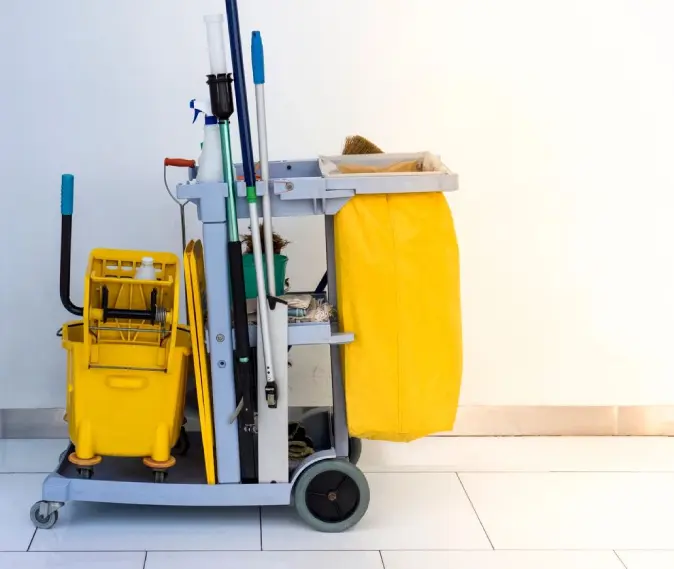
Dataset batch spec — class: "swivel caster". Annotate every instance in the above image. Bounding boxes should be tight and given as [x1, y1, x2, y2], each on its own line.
[30, 501, 61, 530]
[348, 437, 362, 465]
[153, 470, 168, 483]
[172, 427, 190, 457]
[77, 467, 93, 479]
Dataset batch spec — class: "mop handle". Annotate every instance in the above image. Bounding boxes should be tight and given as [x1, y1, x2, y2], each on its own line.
[252, 30, 276, 292]
[224, 0, 257, 202]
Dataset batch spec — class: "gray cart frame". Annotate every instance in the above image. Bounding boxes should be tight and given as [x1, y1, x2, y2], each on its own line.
[34, 155, 457, 524]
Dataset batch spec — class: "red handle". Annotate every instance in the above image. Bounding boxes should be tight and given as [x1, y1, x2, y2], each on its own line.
[164, 158, 196, 168]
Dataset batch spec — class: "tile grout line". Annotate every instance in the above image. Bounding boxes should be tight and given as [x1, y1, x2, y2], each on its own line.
[259, 507, 263, 551]
[456, 473, 495, 550]
[142, 551, 148, 569]
[614, 550, 629, 569]
[25, 529, 37, 552]
[378, 550, 386, 569]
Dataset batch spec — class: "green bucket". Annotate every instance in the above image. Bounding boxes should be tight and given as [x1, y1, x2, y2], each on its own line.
[243, 254, 288, 299]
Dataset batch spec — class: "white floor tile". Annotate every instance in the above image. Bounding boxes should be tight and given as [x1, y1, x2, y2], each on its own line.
[0, 552, 144, 569]
[616, 551, 674, 569]
[359, 437, 674, 473]
[382, 550, 625, 569]
[0, 440, 67, 473]
[0, 474, 45, 552]
[261, 472, 491, 550]
[460, 472, 674, 549]
[146, 550, 383, 569]
[30, 502, 261, 552]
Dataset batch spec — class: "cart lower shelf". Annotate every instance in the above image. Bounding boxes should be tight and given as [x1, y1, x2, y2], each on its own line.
[34, 409, 369, 532]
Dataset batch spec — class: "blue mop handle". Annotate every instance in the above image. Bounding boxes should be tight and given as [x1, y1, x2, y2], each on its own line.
[61, 174, 74, 216]
[251, 31, 265, 85]
[224, 0, 257, 188]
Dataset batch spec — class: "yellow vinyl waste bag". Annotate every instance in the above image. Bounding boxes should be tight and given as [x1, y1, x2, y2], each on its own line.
[335, 192, 462, 442]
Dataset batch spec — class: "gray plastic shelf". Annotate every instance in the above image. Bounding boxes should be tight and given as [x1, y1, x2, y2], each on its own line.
[248, 321, 353, 347]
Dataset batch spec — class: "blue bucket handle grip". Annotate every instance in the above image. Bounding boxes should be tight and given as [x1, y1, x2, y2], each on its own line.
[61, 174, 74, 216]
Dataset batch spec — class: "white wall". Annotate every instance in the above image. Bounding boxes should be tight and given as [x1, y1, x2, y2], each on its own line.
[1, 0, 674, 409]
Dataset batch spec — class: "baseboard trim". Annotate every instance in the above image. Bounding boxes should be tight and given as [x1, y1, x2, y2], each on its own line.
[2, 406, 674, 439]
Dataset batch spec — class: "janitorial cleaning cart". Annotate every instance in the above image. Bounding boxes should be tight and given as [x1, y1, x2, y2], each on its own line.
[31, 0, 462, 533]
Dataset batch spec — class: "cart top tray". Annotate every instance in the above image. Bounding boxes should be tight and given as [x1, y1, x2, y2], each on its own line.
[177, 153, 458, 219]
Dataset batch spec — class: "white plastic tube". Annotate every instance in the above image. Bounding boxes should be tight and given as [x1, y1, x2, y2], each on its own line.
[204, 14, 228, 75]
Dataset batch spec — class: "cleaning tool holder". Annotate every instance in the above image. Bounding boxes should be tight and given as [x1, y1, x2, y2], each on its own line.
[207, 74, 234, 121]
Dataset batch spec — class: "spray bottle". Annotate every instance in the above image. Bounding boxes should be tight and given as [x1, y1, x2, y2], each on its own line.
[190, 99, 223, 183]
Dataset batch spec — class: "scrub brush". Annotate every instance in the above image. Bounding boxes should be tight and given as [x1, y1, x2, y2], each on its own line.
[339, 135, 423, 173]
[342, 135, 383, 155]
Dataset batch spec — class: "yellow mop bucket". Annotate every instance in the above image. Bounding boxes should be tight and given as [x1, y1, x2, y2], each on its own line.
[64, 249, 191, 472]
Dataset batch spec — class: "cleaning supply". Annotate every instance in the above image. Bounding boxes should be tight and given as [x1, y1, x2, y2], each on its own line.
[333, 137, 463, 442]
[190, 100, 223, 183]
[135, 256, 156, 280]
[204, 12, 258, 482]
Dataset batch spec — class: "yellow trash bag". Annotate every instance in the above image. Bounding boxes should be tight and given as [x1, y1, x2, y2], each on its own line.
[335, 192, 462, 442]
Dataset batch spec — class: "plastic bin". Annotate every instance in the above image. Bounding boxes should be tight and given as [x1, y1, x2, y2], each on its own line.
[243, 253, 287, 298]
[65, 249, 191, 466]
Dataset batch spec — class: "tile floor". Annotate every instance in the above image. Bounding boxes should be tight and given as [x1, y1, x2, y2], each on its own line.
[1, 437, 674, 568]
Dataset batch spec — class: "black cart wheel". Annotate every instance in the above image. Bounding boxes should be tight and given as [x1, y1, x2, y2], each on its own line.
[77, 467, 93, 479]
[172, 427, 190, 456]
[153, 470, 168, 483]
[30, 502, 59, 530]
[348, 437, 362, 465]
[293, 459, 369, 532]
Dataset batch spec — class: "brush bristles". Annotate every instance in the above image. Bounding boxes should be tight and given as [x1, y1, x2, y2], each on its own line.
[342, 135, 384, 155]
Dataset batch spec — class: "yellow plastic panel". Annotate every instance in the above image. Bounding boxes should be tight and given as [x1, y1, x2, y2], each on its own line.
[184, 240, 217, 484]
[334, 192, 462, 442]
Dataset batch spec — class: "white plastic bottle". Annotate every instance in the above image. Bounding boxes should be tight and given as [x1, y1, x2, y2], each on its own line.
[190, 99, 223, 183]
[135, 257, 156, 280]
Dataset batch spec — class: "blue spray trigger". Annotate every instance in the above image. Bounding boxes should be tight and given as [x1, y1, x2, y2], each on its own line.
[189, 99, 204, 124]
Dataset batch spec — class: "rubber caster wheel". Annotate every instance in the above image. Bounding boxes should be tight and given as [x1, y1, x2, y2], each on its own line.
[348, 437, 362, 465]
[294, 459, 370, 532]
[153, 470, 168, 483]
[30, 502, 59, 530]
[172, 427, 190, 456]
[77, 467, 93, 479]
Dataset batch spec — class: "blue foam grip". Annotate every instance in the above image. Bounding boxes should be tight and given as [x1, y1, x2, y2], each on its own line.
[61, 174, 74, 215]
[251, 31, 265, 85]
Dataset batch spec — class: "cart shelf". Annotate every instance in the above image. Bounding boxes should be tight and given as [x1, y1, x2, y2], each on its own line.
[248, 321, 353, 347]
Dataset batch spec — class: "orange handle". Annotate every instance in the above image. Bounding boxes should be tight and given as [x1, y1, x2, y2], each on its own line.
[164, 158, 196, 168]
